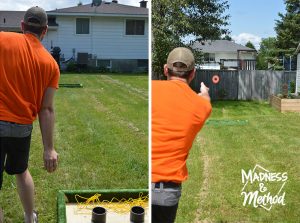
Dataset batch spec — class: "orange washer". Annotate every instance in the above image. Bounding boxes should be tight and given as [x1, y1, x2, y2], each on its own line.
[212, 75, 220, 84]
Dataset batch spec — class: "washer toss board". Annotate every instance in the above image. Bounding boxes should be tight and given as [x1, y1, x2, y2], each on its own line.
[57, 189, 148, 223]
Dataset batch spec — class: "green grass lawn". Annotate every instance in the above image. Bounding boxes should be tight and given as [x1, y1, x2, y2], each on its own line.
[176, 101, 300, 223]
[0, 73, 148, 223]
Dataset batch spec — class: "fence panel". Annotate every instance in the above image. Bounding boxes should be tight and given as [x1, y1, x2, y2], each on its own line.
[191, 70, 238, 100]
[192, 70, 296, 100]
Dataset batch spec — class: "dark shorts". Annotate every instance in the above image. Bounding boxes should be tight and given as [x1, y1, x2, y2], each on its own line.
[152, 204, 179, 223]
[0, 135, 31, 189]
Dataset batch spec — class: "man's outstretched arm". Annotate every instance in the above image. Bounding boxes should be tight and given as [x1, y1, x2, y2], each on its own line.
[198, 82, 211, 102]
[38, 87, 58, 173]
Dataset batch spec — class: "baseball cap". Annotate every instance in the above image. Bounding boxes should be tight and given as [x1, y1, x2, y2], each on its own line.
[167, 47, 195, 72]
[24, 6, 47, 27]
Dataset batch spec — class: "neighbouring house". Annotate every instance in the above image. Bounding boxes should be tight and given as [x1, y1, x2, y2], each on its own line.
[0, 0, 149, 73]
[295, 43, 300, 93]
[192, 40, 257, 70]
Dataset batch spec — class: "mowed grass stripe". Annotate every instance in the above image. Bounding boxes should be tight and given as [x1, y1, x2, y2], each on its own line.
[99, 75, 148, 100]
[175, 101, 300, 223]
[104, 74, 148, 90]
[0, 74, 148, 223]
[78, 75, 147, 133]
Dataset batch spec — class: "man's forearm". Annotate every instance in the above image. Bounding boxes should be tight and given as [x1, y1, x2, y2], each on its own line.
[198, 82, 211, 102]
[39, 107, 55, 151]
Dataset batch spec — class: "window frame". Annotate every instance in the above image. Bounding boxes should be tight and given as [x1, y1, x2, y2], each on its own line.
[75, 17, 91, 35]
[204, 53, 215, 62]
[124, 19, 145, 36]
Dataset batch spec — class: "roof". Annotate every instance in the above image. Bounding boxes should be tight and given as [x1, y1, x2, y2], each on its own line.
[0, 2, 148, 30]
[193, 40, 257, 53]
[0, 11, 24, 31]
[47, 2, 148, 16]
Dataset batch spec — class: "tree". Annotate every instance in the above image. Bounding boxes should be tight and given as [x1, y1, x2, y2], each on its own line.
[152, 0, 230, 79]
[275, 0, 300, 55]
[256, 37, 283, 70]
[222, 35, 232, 41]
[78, 1, 83, 6]
[245, 41, 256, 50]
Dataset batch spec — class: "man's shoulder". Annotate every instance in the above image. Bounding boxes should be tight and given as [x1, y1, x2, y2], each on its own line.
[0, 31, 22, 39]
[37, 47, 58, 66]
[152, 80, 179, 87]
[152, 80, 168, 88]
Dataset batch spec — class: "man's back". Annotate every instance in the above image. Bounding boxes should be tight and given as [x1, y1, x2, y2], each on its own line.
[152, 80, 212, 183]
[0, 32, 59, 124]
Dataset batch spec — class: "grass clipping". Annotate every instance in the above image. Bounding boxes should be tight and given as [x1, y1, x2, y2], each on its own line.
[75, 193, 148, 214]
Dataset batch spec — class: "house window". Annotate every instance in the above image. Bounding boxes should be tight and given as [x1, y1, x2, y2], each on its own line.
[204, 53, 215, 62]
[76, 18, 90, 34]
[125, 20, 145, 35]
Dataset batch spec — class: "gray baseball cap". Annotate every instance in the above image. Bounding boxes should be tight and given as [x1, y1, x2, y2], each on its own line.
[167, 47, 195, 72]
[24, 6, 47, 27]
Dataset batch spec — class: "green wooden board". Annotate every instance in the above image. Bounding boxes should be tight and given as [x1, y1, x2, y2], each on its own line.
[206, 119, 249, 126]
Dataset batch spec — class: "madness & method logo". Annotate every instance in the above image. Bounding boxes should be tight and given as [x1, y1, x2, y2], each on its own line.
[241, 164, 287, 211]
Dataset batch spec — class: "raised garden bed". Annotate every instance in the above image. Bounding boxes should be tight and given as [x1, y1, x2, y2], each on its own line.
[270, 95, 300, 112]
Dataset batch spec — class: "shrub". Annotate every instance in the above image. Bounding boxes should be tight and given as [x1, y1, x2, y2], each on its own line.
[66, 61, 77, 72]
[290, 81, 295, 93]
[218, 89, 227, 100]
[98, 66, 110, 73]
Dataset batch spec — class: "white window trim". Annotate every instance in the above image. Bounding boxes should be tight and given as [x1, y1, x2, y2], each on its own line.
[75, 17, 91, 35]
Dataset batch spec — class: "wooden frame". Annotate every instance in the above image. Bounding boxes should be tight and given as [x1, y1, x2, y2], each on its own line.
[270, 95, 300, 112]
[57, 189, 148, 223]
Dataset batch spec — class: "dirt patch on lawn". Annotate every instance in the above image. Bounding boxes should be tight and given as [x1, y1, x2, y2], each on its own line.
[194, 136, 213, 223]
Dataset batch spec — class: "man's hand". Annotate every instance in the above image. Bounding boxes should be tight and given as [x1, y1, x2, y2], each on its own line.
[43, 148, 58, 173]
[39, 87, 58, 173]
[198, 82, 211, 101]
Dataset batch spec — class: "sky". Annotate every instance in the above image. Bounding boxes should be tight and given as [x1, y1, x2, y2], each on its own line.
[228, 0, 286, 49]
[0, 0, 287, 50]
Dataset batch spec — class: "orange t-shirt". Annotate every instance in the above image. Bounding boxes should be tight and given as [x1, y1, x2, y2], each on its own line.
[152, 80, 212, 183]
[0, 32, 60, 124]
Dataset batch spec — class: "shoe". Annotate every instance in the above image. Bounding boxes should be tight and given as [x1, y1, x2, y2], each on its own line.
[24, 211, 38, 223]
[33, 210, 38, 223]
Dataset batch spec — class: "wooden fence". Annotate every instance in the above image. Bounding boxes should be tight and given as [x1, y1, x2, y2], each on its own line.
[190, 70, 296, 100]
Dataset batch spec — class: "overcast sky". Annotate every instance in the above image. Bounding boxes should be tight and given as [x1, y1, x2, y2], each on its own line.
[0, 0, 140, 11]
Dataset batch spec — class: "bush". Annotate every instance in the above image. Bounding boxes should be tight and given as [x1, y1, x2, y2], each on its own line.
[290, 81, 295, 93]
[98, 66, 110, 73]
[218, 89, 227, 100]
[66, 61, 77, 72]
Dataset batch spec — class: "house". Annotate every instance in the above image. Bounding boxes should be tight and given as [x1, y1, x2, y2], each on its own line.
[295, 43, 300, 93]
[0, 0, 149, 73]
[192, 40, 257, 70]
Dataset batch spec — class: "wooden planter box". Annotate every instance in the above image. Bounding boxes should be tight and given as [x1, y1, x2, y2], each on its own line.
[270, 95, 300, 112]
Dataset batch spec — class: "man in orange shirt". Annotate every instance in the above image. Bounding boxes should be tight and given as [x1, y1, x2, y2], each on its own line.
[0, 6, 59, 223]
[152, 47, 212, 223]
